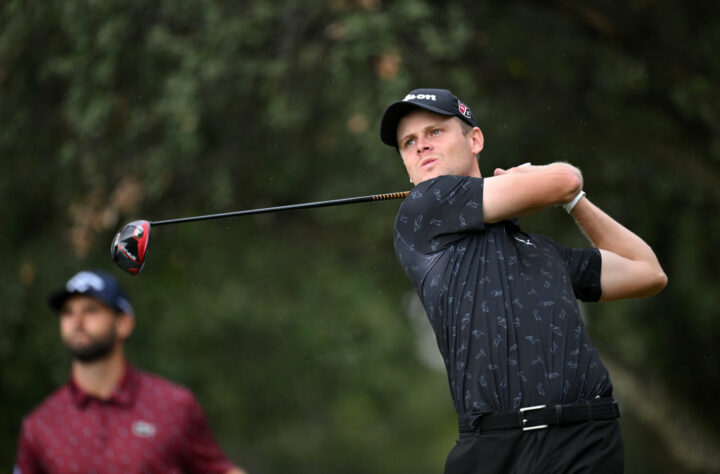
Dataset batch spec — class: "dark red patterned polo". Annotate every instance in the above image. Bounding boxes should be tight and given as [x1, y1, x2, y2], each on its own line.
[15, 363, 236, 474]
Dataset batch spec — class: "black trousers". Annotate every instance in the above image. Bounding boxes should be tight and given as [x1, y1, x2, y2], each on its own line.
[444, 420, 624, 474]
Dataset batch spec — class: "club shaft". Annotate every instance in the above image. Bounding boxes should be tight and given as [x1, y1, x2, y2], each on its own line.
[149, 191, 409, 227]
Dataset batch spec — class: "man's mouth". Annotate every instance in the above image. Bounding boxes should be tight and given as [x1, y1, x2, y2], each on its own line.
[420, 158, 438, 168]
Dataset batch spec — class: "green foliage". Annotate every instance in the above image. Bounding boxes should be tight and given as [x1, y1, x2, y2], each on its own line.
[1, 0, 719, 472]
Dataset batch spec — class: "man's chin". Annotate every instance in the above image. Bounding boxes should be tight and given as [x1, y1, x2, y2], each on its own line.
[66, 341, 115, 363]
[414, 172, 442, 184]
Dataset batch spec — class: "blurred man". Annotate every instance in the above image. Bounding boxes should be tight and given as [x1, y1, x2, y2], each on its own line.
[380, 89, 667, 473]
[15, 270, 247, 474]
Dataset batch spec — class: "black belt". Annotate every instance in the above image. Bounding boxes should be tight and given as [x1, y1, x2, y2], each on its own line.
[458, 398, 620, 433]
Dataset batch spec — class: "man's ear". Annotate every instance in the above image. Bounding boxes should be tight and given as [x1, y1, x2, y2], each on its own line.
[470, 127, 484, 154]
[116, 313, 135, 340]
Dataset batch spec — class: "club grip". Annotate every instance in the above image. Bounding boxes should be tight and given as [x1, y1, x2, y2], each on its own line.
[372, 191, 409, 201]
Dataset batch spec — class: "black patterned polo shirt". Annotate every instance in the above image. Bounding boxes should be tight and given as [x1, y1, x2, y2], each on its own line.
[394, 175, 612, 421]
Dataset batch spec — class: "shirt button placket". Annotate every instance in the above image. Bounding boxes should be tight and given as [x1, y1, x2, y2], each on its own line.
[97, 402, 108, 446]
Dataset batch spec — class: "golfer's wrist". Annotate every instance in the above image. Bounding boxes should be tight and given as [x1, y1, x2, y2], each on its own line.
[563, 190, 585, 213]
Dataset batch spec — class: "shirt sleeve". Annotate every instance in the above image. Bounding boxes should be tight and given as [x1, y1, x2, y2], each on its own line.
[15, 419, 43, 474]
[546, 239, 602, 302]
[180, 394, 236, 474]
[395, 175, 485, 254]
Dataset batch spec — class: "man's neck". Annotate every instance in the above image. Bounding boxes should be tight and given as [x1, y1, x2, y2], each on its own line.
[71, 349, 126, 399]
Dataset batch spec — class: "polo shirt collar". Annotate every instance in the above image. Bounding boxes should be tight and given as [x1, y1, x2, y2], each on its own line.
[69, 361, 139, 408]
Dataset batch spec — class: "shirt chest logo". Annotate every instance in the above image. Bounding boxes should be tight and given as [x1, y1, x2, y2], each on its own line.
[514, 235, 536, 247]
[132, 420, 157, 438]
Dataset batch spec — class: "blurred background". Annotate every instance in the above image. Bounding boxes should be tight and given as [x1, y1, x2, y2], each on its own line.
[1, 0, 719, 472]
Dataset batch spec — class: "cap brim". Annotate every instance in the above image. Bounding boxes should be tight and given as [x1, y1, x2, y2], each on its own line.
[380, 101, 457, 147]
[46, 289, 113, 313]
[47, 289, 76, 312]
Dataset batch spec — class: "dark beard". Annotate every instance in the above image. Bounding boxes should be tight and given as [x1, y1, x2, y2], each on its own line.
[65, 332, 116, 363]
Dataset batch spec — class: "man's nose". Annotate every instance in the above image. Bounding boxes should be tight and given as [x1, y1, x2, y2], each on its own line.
[415, 138, 431, 153]
[65, 311, 84, 327]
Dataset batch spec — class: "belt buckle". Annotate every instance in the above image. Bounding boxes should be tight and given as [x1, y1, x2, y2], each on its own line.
[519, 405, 549, 431]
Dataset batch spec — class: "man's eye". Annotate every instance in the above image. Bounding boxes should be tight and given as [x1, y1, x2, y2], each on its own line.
[405, 138, 415, 147]
[431, 129, 441, 135]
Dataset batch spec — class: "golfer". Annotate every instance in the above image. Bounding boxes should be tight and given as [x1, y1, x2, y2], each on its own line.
[14, 270, 247, 474]
[380, 88, 667, 473]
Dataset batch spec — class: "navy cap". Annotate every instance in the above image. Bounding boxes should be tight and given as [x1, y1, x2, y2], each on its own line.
[380, 88, 478, 147]
[48, 270, 134, 316]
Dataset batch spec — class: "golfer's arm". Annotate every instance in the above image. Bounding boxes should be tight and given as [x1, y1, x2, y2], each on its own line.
[482, 162, 582, 223]
[570, 197, 667, 301]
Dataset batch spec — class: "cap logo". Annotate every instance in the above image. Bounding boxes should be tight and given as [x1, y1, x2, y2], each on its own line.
[66, 272, 105, 293]
[458, 101, 472, 118]
[403, 93, 437, 102]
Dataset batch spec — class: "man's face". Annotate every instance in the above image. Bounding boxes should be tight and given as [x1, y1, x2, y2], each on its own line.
[396, 110, 484, 185]
[59, 295, 126, 362]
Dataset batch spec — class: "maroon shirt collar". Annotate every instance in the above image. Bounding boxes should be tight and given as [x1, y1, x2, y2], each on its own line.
[69, 362, 139, 408]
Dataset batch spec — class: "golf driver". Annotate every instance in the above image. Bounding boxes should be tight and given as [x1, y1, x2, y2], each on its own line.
[111, 191, 409, 275]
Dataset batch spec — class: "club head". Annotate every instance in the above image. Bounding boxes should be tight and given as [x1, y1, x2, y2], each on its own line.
[111, 220, 151, 275]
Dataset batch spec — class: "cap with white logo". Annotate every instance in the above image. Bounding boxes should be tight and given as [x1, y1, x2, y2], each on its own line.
[380, 88, 478, 147]
[48, 270, 134, 316]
